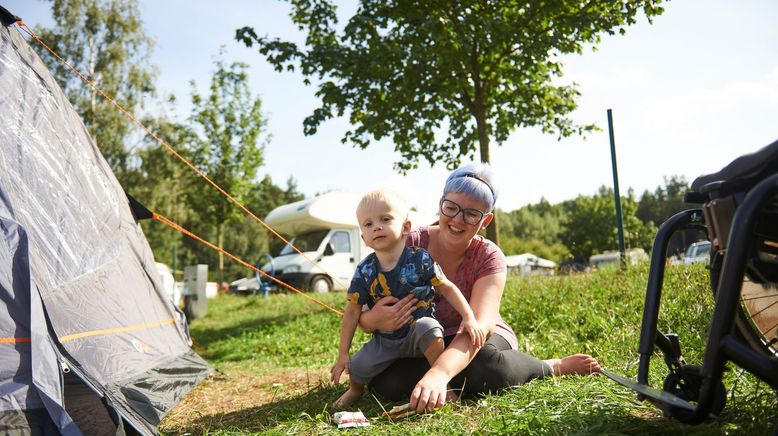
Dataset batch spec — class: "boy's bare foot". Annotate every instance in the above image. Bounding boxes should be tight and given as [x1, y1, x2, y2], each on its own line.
[334, 388, 363, 409]
[543, 354, 602, 376]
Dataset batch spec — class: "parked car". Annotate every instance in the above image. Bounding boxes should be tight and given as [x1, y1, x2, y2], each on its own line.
[228, 276, 261, 295]
[683, 240, 711, 265]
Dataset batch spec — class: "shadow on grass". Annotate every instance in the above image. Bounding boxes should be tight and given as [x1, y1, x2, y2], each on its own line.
[492, 405, 733, 435]
[171, 391, 738, 434]
[172, 382, 384, 433]
[165, 375, 777, 434]
[486, 377, 777, 435]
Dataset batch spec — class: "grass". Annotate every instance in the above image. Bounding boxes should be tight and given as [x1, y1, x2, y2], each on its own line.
[159, 263, 777, 434]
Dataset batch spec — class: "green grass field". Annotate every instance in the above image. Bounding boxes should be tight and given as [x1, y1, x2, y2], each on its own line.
[159, 263, 777, 434]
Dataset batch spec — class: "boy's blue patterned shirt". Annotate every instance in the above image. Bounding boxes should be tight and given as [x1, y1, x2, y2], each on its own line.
[347, 246, 446, 339]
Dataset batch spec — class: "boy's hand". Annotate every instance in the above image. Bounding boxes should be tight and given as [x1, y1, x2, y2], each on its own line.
[457, 318, 485, 348]
[330, 354, 350, 384]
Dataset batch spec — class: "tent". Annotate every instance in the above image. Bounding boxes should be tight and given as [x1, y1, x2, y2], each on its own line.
[0, 7, 211, 435]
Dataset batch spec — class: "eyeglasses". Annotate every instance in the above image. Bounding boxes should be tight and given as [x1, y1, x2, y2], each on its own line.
[440, 198, 488, 225]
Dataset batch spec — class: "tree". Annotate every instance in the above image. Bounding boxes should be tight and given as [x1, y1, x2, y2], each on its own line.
[506, 204, 565, 245]
[636, 175, 690, 225]
[187, 57, 267, 289]
[223, 175, 305, 280]
[237, 0, 666, 244]
[125, 109, 201, 277]
[637, 175, 703, 257]
[34, 0, 155, 181]
[561, 187, 655, 260]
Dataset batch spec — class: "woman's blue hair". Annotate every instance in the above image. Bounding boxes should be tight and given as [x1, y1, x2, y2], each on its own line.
[442, 162, 498, 212]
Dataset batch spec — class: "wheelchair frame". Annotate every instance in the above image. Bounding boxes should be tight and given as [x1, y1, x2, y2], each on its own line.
[632, 173, 778, 425]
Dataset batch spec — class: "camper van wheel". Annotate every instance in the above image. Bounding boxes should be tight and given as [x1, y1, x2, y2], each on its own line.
[310, 275, 332, 293]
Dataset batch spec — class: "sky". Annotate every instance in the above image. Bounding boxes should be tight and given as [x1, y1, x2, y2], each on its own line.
[6, 0, 778, 216]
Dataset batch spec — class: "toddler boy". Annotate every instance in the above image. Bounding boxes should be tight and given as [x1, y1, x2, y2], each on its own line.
[330, 188, 484, 407]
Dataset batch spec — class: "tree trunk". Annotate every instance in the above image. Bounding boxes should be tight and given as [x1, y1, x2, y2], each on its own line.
[474, 104, 500, 246]
[470, 43, 499, 246]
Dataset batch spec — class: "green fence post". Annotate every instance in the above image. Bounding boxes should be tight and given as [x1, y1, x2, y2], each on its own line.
[607, 109, 626, 265]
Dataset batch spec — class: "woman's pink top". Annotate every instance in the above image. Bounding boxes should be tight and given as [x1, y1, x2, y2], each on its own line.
[406, 227, 518, 350]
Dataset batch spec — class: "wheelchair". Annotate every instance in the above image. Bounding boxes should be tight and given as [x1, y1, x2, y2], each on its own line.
[604, 138, 778, 428]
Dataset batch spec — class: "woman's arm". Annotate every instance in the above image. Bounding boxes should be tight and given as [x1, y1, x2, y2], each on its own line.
[357, 294, 418, 333]
[409, 272, 506, 413]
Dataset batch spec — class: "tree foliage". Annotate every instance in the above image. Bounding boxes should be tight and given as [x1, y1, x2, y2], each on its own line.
[501, 200, 565, 245]
[558, 187, 655, 260]
[186, 57, 268, 287]
[34, 1, 307, 284]
[125, 109, 208, 272]
[34, 0, 155, 181]
[636, 175, 705, 257]
[500, 187, 658, 262]
[238, 0, 664, 170]
[636, 175, 690, 225]
[237, 0, 666, 245]
[222, 176, 306, 279]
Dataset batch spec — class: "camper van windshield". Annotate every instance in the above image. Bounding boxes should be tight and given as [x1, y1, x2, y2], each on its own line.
[280, 230, 329, 255]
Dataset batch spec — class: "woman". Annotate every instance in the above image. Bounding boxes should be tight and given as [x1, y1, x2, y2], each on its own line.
[359, 162, 601, 413]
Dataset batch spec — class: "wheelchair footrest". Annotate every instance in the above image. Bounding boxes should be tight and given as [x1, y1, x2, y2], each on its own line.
[601, 369, 695, 411]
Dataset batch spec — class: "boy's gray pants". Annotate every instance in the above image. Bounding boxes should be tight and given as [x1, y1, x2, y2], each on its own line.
[349, 317, 443, 385]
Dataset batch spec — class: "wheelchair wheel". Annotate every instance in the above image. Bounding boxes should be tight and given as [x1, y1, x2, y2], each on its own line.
[710, 253, 778, 359]
[662, 364, 726, 423]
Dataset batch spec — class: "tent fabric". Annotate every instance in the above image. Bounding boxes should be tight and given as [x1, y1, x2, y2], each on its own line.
[0, 189, 76, 434]
[0, 16, 211, 435]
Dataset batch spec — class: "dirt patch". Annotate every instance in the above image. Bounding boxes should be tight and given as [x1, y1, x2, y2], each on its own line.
[160, 367, 330, 429]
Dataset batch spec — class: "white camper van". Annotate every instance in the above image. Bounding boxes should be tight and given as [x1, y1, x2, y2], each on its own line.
[246, 191, 434, 293]
[257, 192, 369, 293]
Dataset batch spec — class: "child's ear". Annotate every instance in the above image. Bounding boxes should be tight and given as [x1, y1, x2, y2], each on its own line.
[402, 219, 412, 235]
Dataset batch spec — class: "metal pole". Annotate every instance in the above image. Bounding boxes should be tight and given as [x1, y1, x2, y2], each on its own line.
[607, 109, 626, 258]
[172, 244, 177, 279]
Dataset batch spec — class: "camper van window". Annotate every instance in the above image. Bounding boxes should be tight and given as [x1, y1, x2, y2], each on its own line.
[331, 231, 351, 253]
[279, 230, 329, 255]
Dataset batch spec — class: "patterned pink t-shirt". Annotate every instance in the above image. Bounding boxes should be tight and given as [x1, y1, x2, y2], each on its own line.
[406, 227, 518, 350]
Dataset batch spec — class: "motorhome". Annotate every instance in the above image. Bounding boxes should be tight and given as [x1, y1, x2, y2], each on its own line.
[259, 191, 366, 292]
[237, 191, 434, 293]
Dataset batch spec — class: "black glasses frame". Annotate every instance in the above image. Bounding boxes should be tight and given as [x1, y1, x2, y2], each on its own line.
[439, 198, 489, 225]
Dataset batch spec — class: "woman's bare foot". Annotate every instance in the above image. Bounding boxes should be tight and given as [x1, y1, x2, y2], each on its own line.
[334, 387, 363, 409]
[445, 387, 459, 404]
[543, 354, 602, 376]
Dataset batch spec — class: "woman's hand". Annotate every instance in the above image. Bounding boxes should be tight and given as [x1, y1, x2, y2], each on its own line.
[359, 294, 418, 332]
[408, 327, 481, 413]
[409, 367, 450, 413]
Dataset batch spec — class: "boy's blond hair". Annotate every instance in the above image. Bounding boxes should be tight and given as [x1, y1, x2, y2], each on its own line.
[356, 188, 409, 218]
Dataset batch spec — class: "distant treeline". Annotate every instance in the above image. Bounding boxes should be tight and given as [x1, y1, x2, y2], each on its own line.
[496, 176, 705, 263]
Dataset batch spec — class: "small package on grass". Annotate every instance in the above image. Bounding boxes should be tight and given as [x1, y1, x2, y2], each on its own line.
[333, 411, 370, 428]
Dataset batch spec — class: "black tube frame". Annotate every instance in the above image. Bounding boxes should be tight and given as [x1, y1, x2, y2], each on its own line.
[637, 209, 705, 388]
[635, 173, 778, 424]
